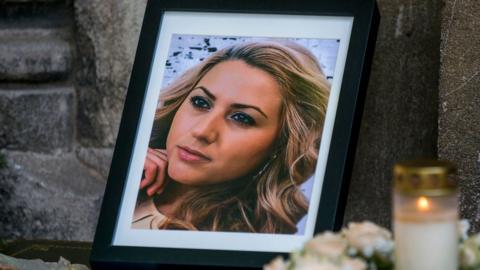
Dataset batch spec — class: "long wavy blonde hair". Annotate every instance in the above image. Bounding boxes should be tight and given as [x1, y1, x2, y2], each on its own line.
[149, 41, 330, 233]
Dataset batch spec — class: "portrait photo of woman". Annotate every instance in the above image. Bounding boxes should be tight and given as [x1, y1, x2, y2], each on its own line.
[131, 38, 333, 234]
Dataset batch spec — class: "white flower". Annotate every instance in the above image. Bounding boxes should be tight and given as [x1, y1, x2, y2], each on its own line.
[295, 255, 340, 270]
[293, 254, 366, 270]
[460, 235, 480, 268]
[460, 243, 477, 267]
[263, 256, 288, 270]
[342, 221, 394, 258]
[341, 257, 367, 270]
[304, 232, 348, 259]
[458, 219, 471, 241]
[473, 233, 480, 246]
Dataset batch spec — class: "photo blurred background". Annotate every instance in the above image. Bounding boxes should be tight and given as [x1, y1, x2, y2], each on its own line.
[162, 35, 339, 88]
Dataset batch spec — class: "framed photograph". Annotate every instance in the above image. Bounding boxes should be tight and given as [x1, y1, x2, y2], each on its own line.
[91, 0, 379, 269]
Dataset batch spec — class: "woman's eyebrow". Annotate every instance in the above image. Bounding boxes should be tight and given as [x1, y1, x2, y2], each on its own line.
[193, 86, 216, 100]
[231, 104, 268, 119]
[194, 86, 268, 119]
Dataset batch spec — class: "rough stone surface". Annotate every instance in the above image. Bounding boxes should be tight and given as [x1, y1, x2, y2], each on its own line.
[343, 0, 441, 229]
[73, 0, 147, 148]
[76, 147, 113, 180]
[0, 150, 104, 241]
[0, 252, 89, 270]
[439, 0, 480, 232]
[0, 87, 74, 154]
[4, 0, 61, 2]
[0, 28, 71, 82]
[0, 1, 72, 29]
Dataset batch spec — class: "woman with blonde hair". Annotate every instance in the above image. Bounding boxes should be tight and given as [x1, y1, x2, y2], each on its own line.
[132, 40, 330, 234]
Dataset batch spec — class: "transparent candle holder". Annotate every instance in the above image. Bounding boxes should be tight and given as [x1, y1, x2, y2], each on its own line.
[393, 160, 458, 270]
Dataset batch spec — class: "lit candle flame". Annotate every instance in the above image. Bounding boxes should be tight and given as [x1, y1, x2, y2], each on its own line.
[417, 196, 430, 211]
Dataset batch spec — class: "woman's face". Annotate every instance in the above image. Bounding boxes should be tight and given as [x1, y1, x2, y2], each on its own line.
[166, 60, 282, 186]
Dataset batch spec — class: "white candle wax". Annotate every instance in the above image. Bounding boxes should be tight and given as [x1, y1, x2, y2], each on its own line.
[393, 160, 458, 270]
[394, 220, 458, 270]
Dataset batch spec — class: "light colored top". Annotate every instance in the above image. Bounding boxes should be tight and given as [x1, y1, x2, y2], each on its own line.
[131, 198, 167, 229]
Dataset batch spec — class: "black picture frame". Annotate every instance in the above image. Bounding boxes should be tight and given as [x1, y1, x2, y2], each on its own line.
[90, 0, 379, 269]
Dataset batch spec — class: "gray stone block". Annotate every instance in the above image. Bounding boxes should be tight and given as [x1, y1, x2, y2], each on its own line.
[76, 147, 113, 180]
[73, 0, 147, 148]
[4, 0, 61, 2]
[0, 254, 89, 270]
[439, 0, 480, 231]
[0, 28, 71, 82]
[0, 0, 72, 29]
[0, 150, 105, 241]
[343, 0, 441, 229]
[0, 87, 74, 153]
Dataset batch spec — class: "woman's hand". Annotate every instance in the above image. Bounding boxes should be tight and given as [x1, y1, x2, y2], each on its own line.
[140, 148, 168, 196]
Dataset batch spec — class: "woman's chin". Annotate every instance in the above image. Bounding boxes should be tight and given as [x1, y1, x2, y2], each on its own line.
[171, 177, 199, 186]
[167, 163, 238, 186]
[168, 167, 205, 186]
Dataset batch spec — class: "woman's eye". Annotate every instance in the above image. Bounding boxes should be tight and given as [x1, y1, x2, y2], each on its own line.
[230, 112, 256, 126]
[190, 96, 210, 110]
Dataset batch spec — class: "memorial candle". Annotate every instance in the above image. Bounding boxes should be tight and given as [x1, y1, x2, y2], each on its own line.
[393, 160, 458, 270]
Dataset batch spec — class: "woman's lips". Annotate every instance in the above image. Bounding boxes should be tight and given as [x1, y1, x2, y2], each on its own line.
[177, 146, 211, 162]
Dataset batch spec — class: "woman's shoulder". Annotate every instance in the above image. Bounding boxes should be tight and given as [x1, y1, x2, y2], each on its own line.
[131, 197, 167, 230]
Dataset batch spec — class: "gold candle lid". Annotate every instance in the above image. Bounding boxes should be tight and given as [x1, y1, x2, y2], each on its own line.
[394, 160, 457, 196]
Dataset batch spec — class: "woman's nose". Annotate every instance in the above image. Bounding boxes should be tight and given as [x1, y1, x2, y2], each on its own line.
[191, 113, 221, 144]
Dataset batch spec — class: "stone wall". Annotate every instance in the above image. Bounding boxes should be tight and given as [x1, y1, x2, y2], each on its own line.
[73, 0, 147, 178]
[0, 1, 74, 153]
[0, 0, 105, 241]
[438, 0, 480, 231]
[343, 0, 442, 229]
[0, 0, 148, 241]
